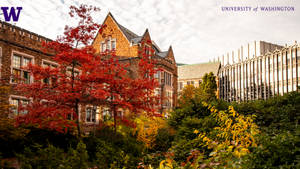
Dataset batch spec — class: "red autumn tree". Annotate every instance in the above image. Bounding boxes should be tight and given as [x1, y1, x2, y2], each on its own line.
[100, 40, 161, 131]
[15, 4, 160, 135]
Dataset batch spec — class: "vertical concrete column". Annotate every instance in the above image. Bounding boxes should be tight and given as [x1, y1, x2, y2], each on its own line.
[272, 54, 275, 96]
[222, 55, 225, 67]
[281, 51, 284, 95]
[260, 57, 263, 99]
[242, 63, 245, 101]
[276, 53, 279, 96]
[264, 55, 267, 100]
[256, 57, 261, 99]
[219, 68, 222, 99]
[269, 54, 272, 96]
[290, 48, 293, 91]
[245, 62, 247, 101]
[225, 68, 227, 101]
[249, 60, 252, 100]
[224, 68, 226, 100]
[241, 47, 244, 101]
[238, 49, 241, 101]
[250, 60, 253, 100]
[285, 50, 289, 93]
[296, 46, 299, 91]
[220, 69, 223, 99]
[253, 60, 256, 100]
[227, 67, 230, 101]
[231, 65, 234, 101]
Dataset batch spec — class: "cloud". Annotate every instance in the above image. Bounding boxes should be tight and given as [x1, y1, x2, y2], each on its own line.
[0, 0, 299, 64]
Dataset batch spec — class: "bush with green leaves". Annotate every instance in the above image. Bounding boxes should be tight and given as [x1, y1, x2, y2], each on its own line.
[84, 126, 144, 168]
[242, 130, 300, 169]
[17, 141, 89, 169]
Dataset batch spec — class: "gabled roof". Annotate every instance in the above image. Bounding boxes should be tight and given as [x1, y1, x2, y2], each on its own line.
[99, 12, 176, 63]
[157, 51, 168, 58]
[117, 23, 140, 42]
[131, 37, 142, 44]
[178, 62, 220, 80]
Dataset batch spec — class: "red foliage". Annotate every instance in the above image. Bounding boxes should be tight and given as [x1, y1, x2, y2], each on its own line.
[14, 4, 160, 134]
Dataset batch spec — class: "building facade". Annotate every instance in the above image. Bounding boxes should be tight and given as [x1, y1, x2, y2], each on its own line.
[0, 12, 177, 124]
[177, 62, 220, 92]
[0, 20, 54, 116]
[92, 13, 178, 112]
[218, 41, 300, 102]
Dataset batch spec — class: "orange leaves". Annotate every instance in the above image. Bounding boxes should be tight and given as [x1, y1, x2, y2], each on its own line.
[135, 114, 166, 149]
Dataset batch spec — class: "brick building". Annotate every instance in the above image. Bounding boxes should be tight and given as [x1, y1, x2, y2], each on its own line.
[0, 12, 177, 123]
[92, 13, 177, 113]
[0, 20, 53, 117]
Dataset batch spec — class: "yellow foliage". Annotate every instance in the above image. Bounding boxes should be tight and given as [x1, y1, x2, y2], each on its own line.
[159, 159, 173, 169]
[134, 113, 167, 149]
[194, 102, 260, 167]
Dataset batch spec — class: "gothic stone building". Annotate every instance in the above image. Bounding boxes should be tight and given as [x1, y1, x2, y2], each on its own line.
[0, 13, 177, 123]
[92, 13, 178, 113]
[218, 41, 300, 102]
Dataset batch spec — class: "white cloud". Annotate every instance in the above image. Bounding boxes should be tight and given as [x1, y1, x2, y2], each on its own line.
[0, 0, 299, 64]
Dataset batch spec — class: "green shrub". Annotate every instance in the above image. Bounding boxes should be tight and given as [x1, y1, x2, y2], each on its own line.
[16, 141, 89, 169]
[84, 126, 144, 168]
[242, 131, 300, 168]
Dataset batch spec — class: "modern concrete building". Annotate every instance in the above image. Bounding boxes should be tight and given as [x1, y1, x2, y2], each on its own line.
[218, 41, 300, 102]
[178, 62, 220, 92]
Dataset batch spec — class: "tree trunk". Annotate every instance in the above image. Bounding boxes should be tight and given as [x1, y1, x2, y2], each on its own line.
[113, 105, 117, 133]
[75, 99, 81, 137]
[71, 61, 81, 137]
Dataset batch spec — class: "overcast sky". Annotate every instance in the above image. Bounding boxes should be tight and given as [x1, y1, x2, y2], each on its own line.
[1, 0, 299, 64]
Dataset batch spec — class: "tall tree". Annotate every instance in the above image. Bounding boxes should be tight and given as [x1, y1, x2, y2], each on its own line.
[15, 4, 160, 135]
[198, 72, 217, 101]
[178, 72, 217, 107]
[15, 4, 103, 136]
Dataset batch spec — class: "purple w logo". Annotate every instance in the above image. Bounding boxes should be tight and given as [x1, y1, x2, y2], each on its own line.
[1, 7, 22, 22]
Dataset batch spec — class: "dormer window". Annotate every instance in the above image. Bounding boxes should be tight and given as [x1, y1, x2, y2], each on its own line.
[100, 37, 116, 52]
[112, 40, 116, 50]
[107, 39, 111, 51]
[101, 42, 106, 52]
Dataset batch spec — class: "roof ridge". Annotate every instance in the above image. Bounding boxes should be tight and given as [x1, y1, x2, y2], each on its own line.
[117, 23, 139, 40]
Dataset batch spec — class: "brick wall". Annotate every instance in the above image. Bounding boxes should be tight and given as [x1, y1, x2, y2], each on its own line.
[92, 15, 139, 57]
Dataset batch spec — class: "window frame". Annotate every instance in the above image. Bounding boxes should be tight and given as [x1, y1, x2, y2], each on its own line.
[10, 51, 34, 84]
[101, 42, 106, 52]
[101, 37, 117, 53]
[66, 66, 81, 80]
[42, 59, 59, 84]
[111, 38, 116, 51]
[85, 105, 97, 123]
[9, 95, 30, 117]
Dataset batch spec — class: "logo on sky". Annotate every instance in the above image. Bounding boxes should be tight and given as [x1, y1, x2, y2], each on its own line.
[0, 7, 22, 22]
